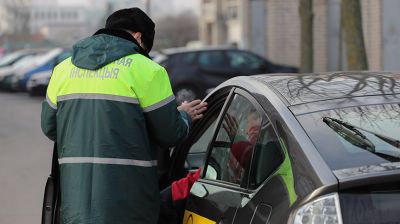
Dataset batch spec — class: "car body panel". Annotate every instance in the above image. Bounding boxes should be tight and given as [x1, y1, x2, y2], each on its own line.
[333, 162, 400, 190]
[253, 72, 400, 106]
[289, 94, 400, 116]
[184, 180, 244, 224]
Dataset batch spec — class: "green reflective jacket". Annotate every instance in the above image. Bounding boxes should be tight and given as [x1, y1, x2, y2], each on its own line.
[41, 31, 191, 224]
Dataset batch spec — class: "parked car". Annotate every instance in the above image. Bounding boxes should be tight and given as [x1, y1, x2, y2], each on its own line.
[0, 49, 47, 68]
[0, 49, 48, 87]
[0, 55, 38, 91]
[163, 72, 400, 224]
[20, 49, 71, 92]
[11, 48, 69, 91]
[154, 47, 298, 103]
[26, 70, 52, 96]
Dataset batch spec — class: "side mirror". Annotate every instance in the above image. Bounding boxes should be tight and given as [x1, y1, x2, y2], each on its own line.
[190, 182, 208, 198]
[204, 165, 217, 180]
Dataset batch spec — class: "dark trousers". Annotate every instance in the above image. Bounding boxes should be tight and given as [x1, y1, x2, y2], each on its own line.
[159, 187, 186, 224]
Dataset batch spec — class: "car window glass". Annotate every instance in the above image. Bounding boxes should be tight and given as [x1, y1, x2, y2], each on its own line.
[298, 104, 400, 170]
[248, 115, 284, 189]
[198, 51, 226, 67]
[227, 51, 264, 70]
[205, 94, 262, 186]
[189, 119, 217, 154]
[179, 52, 197, 66]
[183, 97, 227, 173]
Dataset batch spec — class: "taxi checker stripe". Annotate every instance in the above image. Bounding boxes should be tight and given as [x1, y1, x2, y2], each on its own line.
[58, 93, 139, 104]
[58, 157, 157, 167]
[142, 95, 175, 112]
[46, 94, 57, 109]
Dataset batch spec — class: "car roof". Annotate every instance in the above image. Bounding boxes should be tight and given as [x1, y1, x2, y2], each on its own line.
[161, 46, 237, 55]
[252, 71, 400, 106]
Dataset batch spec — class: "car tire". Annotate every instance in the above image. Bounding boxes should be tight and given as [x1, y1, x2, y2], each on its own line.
[28, 88, 38, 97]
[175, 86, 199, 104]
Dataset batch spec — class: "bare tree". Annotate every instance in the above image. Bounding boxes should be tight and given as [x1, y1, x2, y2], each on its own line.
[2, 0, 31, 34]
[153, 10, 199, 50]
[341, 0, 368, 70]
[299, 0, 313, 73]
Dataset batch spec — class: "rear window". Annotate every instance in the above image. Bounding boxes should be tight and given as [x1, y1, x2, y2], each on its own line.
[297, 104, 400, 170]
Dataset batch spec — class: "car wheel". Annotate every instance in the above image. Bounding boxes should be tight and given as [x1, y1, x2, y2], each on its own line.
[175, 86, 198, 104]
[29, 88, 39, 96]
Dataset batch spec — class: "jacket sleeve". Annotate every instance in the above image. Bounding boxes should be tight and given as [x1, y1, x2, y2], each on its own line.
[136, 67, 192, 147]
[41, 71, 58, 141]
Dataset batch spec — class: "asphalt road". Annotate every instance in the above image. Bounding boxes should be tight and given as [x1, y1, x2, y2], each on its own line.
[0, 92, 53, 224]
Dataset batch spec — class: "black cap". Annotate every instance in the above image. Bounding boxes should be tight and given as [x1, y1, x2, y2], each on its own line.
[105, 8, 155, 52]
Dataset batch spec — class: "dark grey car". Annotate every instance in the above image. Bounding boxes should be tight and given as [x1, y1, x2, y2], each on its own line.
[164, 72, 400, 224]
[154, 47, 298, 103]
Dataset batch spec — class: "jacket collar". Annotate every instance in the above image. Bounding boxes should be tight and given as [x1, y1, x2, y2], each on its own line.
[93, 28, 151, 59]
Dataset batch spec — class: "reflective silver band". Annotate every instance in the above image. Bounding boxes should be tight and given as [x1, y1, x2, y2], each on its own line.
[46, 94, 57, 109]
[58, 157, 157, 167]
[142, 95, 175, 112]
[58, 93, 139, 104]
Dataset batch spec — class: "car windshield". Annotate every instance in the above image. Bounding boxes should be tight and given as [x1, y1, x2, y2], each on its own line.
[297, 104, 400, 170]
[0, 52, 24, 67]
[12, 55, 36, 68]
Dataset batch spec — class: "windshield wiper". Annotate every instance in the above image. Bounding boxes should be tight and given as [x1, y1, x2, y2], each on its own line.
[323, 117, 375, 152]
[355, 126, 400, 149]
[323, 117, 400, 161]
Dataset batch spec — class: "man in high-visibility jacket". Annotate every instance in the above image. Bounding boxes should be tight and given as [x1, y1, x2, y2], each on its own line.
[41, 8, 207, 224]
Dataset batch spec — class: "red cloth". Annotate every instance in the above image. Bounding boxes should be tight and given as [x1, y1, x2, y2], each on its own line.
[171, 168, 202, 201]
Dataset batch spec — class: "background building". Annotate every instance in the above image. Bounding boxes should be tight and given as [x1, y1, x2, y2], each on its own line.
[30, 6, 88, 45]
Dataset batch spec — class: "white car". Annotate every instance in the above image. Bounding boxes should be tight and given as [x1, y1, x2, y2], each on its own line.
[0, 49, 48, 83]
[0, 55, 38, 90]
[11, 48, 64, 91]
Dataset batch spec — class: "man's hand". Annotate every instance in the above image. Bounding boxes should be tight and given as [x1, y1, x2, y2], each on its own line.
[178, 100, 207, 121]
[223, 113, 239, 142]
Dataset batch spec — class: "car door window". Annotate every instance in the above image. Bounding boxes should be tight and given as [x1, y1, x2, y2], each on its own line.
[189, 119, 217, 154]
[180, 52, 197, 65]
[182, 94, 228, 173]
[205, 94, 262, 186]
[248, 115, 284, 189]
[198, 51, 227, 68]
[226, 51, 264, 70]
